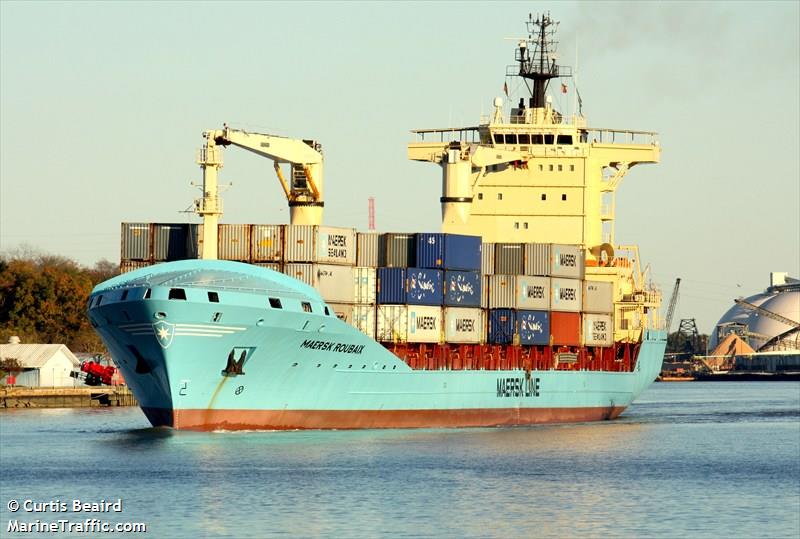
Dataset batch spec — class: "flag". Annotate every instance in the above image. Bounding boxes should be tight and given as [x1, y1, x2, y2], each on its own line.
[561, 83, 568, 94]
[503, 81, 508, 97]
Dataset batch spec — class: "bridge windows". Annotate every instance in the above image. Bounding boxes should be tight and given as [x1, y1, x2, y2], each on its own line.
[544, 134, 555, 144]
[557, 134, 573, 145]
[518, 134, 530, 144]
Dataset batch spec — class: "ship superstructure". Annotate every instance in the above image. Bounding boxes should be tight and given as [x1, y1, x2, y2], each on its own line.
[90, 13, 667, 431]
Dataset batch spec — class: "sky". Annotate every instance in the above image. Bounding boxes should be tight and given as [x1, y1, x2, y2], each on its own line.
[1, 1, 798, 334]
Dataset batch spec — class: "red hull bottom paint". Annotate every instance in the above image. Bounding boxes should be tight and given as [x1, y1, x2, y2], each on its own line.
[142, 406, 628, 431]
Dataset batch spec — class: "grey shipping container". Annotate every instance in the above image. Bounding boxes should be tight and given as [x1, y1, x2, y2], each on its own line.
[481, 243, 495, 275]
[550, 244, 585, 279]
[516, 275, 550, 310]
[583, 313, 613, 346]
[524, 243, 551, 276]
[494, 243, 524, 274]
[186, 224, 201, 259]
[488, 274, 516, 309]
[583, 280, 614, 314]
[120, 260, 152, 274]
[481, 275, 489, 309]
[251, 225, 284, 262]
[285, 225, 356, 265]
[550, 277, 582, 312]
[381, 233, 415, 267]
[121, 223, 151, 261]
[218, 224, 251, 261]
[356, 232, 381, 267]
[284, 263, 355, 303]
[152, 223, 188, 261]
[443, 307, 484, 344]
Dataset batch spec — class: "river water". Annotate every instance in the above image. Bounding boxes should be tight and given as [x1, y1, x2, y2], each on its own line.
[1, 381, 798, 539]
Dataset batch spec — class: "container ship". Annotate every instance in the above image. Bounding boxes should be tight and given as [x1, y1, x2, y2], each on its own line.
[88, 14, 667, 430]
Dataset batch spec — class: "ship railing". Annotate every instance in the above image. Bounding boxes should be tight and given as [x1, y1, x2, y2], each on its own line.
[586, 128, 658, 146]
[411, 127, 481, 143]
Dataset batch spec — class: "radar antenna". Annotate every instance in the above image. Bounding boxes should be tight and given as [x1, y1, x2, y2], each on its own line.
[507, 12, 572, 108]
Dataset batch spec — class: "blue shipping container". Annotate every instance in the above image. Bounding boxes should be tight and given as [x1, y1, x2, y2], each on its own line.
[406, 267, 443, 305]
[444, 270, 482, 307]
[377, 268, 406, 304]
[517, 310, 550, 345]
[488, 309, 516, 345]
[416, 233, 482, 271]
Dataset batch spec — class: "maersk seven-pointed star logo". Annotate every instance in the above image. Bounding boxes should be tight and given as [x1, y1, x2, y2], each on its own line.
[152, 321, 175, 349]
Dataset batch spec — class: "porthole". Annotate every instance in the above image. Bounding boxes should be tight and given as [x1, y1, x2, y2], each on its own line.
[154, 312, 167, 319]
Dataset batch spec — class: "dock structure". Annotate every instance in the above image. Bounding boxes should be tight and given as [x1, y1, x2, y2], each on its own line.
[0, 386, 137, 408]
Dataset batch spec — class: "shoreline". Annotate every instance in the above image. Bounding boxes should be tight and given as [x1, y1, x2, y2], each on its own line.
[0, 386, 137, 408]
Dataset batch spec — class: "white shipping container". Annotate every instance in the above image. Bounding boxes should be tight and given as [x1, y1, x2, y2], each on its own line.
[376, 305, 442, 343]
[516, 276, 550, 310]
[488, 274, 516, 309]
[550, 277, 582, 312]
[353, 304, 376, 339]
[353, 267, 376, 304]
[284, 225, 356, 265]
[481, 243, 495, 275]
[251, 224, 284, 262]
[377, 305, 407, 342]
[444, 308, 484, 343]
[407, 305, 443, 343]
[253, 262, 283, 272]
[524, 243, 551, 276]
[327, 303, 354, 324]
[356, 232, 380, 267]
[583, 313, 613, 346]
[481, 275, 489, 309]
[550, 244, 584, 279]
[284, 263, 355, 303]
[583, 280, 614, 314]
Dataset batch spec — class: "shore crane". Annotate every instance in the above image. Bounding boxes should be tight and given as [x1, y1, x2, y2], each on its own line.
[664, 278, 681, 332]
[195, 126, 324, 259]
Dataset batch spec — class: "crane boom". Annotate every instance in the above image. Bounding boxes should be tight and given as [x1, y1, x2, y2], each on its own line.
[665, 277, 681, 332]
[733, 298, 800, 329]
[194, 126, 325, 259]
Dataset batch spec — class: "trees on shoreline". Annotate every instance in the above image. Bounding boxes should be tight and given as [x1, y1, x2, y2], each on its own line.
[0, 250, 117, 353]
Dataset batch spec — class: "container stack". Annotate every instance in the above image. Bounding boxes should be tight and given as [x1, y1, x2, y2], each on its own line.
[120, 223, 199, 273]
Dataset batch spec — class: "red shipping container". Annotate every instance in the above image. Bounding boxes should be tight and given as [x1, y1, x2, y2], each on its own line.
[550, 312, 581, 346]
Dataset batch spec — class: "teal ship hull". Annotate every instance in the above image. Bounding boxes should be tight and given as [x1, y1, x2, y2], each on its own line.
[89, 260, 667, 431]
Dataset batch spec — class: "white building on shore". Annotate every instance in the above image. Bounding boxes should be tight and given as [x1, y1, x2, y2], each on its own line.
[0, 337, 80, 387]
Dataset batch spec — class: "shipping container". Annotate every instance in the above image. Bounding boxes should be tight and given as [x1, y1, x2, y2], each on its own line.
[353, 267, 376, 304]
[352, 304, 376, 339]
[444, 307, 484, 343]
[524, 243, 551, 276]
[356, 232, 381, 267]
[583, 313, 613, 346]
[494, 243, 524, 274]
[218, 224, 251, 261]
[550, 311, 581, 346]
[550, 244, 584, 279]
[284, 225, 356, 265]
[186, 224, 201, 259]
[583, 280, 614, 314]
[152, 223, 188, 261]
[376, 305, 442, 343]
[406, 268, 443, 306]
[381, 233, 415, 267]
[481, 243, 495, 275]
[481, 275, 489, 309]
[517, 310, 550, 345]
[488, 274, 516, 309]
[550, 277, 582, 312]
[120, 260, 152, 274]
[327, 303, 354, 324]
[444, 270, 482, 307]
[284, 263, 355, 303]
[252, 262, 282, 272]
[488, 309, 515, 345]
[415, 233, 481, 271]
[251, 224, 284, 262]
[376, 304, 406, 341]
[121, 223, 151, 261]
[516, 275, 550, 310]
[407, 305, 443, 343]
[377, 268, 406, 304]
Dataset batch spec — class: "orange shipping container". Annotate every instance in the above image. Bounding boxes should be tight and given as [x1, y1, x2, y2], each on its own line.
[550, 311, 581, 346]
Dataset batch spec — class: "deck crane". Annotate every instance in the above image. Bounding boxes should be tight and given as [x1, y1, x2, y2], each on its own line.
[195, 126, 324, 259]
[664, 278, 681, 332]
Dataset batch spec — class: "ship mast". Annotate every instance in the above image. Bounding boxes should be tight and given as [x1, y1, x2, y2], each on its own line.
[509, 12, 571, 110]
